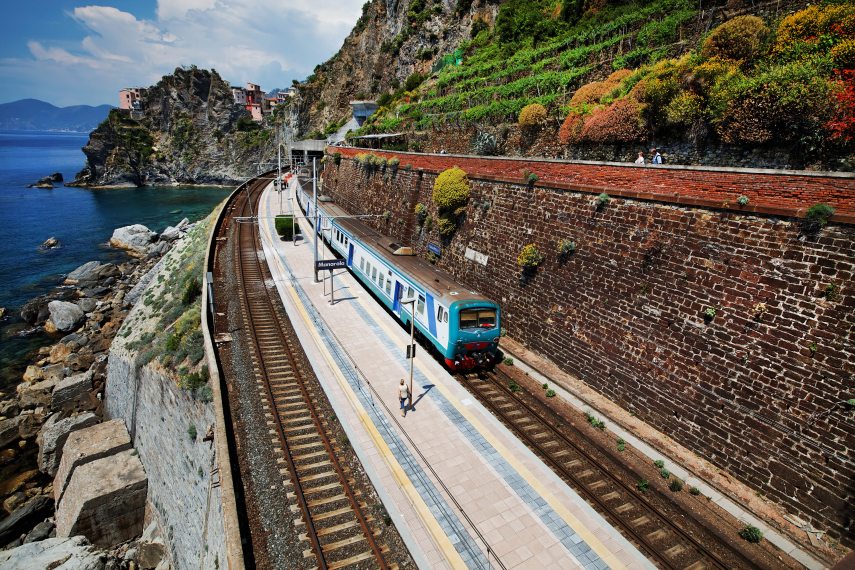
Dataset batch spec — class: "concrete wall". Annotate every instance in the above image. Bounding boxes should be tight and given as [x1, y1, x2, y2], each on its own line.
[322, 149, 855, 547]
[106, 346, 226, 569]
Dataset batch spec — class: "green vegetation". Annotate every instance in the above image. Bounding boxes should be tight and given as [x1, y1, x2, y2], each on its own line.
[275, 215, 295, 239]
[108, 109, 154, 186]
[519, 103, 547, 126]
[432, 167, 470, 212]
[653, 459, 665, 468]
[802, 203, 835, 233]
[503, 357, 515, 366]
[637, 478, 649, 492]
[517, 244, 545, 269]
[669, 478, 684, 492]
[739, 524, 763, 544]
[188, 424, 197, 441]
[689, 486, 701, 496]
[616, 438, 626, 452]
[557, 239, 576, 259]
[354, 1, 854, 161]
[584, 412, 605, 430]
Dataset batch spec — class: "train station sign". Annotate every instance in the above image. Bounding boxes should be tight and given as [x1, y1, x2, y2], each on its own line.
[427, 242, 442, 256]
[316, 259, 347, 271]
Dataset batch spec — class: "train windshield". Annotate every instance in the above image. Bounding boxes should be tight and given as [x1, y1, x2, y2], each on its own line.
[459, 308, 497, 329]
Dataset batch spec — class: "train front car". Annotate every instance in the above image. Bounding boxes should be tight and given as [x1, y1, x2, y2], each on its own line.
[446, 300, 501, 370]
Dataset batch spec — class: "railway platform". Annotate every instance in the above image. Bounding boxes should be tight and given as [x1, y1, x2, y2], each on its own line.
[255, 179, 655, 570]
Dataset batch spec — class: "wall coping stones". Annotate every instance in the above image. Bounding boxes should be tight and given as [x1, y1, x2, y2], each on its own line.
[334, 146, 855, 223]
[55, 447, 147, 547]
[53, 419, 132, 504]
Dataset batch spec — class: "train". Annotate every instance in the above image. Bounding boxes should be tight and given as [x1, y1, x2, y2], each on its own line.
[293, 175, 502, 371]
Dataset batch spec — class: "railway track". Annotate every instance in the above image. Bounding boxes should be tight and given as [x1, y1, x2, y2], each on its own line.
[458, 368, 769, 570]
[214, 176, 392, 570]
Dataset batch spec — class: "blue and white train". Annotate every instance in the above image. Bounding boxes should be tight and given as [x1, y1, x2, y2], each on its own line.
[295, 179, 501, 370]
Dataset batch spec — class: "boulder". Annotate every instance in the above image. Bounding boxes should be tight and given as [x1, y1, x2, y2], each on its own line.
[37, 412, 98, 476]
[0, 306, 5, 318]
[23, 519, 54, 543]
[0, 399, 20, 417]
[0, 495, 54, 545]
[159, 226, 180, 241]
[55, 448, 147, 547]
[40, 237, 60, 249]
[48, 343, 72, 364]
[48, 172, 63, 183]
[0, 536, 104, 570]
[20, 296, 51, 325]
[137, 537, 166, 568]
[65, 262, 120, 286]
[22, 365, 44, 383]
[0, 469, 38, 497]
[77, 298, 98, 313]
[17, 409, 48, 439]
[176, 217, 190, 230]
[45, 301, 84, 333]
[0, 416, 23, 447]
[109, 225, 156, 256]
[51, 370, 94, 414]
[42, 363, 66, 383]
[61, 332, 89, 347]
[17, 378, 57, 409]
[54, 419, 131, 503]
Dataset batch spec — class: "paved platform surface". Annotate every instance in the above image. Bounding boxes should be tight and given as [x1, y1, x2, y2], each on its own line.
[256, 180, 656, 570]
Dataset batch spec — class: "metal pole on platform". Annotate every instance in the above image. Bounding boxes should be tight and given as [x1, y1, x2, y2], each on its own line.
[313, 158, 319, 283]
[402, 297, 416, 410]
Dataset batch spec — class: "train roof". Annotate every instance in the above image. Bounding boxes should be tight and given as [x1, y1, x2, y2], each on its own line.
[304, 187, 495, 307]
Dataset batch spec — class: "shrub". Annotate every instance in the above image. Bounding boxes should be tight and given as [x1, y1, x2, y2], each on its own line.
[739, 524, 763, 543]
[596, 193, 610, 207]
[558, 112, 586, 145]
[557, 239, 576, 258]
[509, 379, 521, 392]
[774, 5, 855, 61]
[616, 438, 626, 452]
[660, 467, 671, 479]
[472, 130, 498, 155]
[653, 459, 665, 469]
[387, 157, 400, 171]
[414, 203, 428, 225]
[275, 215, 295, 239]
[824, 283, 840, 301]
[827, 70, 855, 143]
[665, 92, 705, 127]
[689, 486, 701, 496]
[669, 478, 684, 492]
[432, 167, 470, 213]
[701, 16, 770, 65]
[436, 217, 457, 238]
[524, 171, 539, 185]
[517, 244, 544, 269]
[545, 389, 556, 398]
[580, 99, 646, 143]
[518, 103, 547, 126]
[704, 307, 716, 320]
[181, 277, 202, 306]
[802, 203, 835, 233]
[570, 81, 614, 107]
[188, 424, 197, 441]
[637, 479, 649, 492]
[332, 152, 342, 165]
[585, 412, 605, 430]
[503, 357, 514, 366]
[737, 195, 750, 206]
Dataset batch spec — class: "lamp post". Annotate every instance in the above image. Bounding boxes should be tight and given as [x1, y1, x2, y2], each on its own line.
[401, 296, 416, 410]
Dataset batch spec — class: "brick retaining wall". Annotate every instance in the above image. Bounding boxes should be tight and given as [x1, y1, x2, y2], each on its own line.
[322, 149, 855, 547]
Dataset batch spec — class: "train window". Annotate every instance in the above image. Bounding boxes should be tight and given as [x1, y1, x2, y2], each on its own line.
[379, 274, 385, 289]
[360, 257, 364, 271]
[444, 311, 448, 323]
[417, 295, 425, 315]
[437, 306, 443, 322]
[371, 266, 377, 281]
[459, 308, 496, 329]
[385, 277, 392, 296]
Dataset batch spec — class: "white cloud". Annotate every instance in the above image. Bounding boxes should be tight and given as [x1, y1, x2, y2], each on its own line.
[3, 0, 365, 106]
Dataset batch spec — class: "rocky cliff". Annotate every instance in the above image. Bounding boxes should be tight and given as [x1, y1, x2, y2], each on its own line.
[71, 67, 279, 187]
[294, 0, 501, 135]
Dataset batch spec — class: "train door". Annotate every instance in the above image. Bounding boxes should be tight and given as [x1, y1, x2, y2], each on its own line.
[347, 243, 354, 267]
[392, 281, 403, 313]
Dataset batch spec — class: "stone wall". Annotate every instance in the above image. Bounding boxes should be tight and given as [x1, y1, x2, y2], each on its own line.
[106, 346, 226, 570]
[322, 151, 855, 546]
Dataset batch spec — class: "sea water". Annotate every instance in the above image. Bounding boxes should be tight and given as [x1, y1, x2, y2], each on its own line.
[0, 130, 230, 389]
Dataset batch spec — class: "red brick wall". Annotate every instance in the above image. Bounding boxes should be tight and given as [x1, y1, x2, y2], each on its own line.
[333, 146, 855, 220]
[323, 151, 855, 547]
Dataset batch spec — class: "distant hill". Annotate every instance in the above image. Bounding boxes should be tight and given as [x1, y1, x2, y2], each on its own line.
[0, 99, 112, 132]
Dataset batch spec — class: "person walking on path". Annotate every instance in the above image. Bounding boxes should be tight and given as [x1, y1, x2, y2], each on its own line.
[398, 379, 410, 417]
[634, 151, 645, 164]
[650, 148, 662, 164]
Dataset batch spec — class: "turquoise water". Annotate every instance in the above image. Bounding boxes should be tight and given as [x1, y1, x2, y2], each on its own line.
[0, 130, 231, 388]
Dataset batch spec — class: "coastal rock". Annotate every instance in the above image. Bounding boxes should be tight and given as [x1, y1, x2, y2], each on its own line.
[77, 298, 97, 313]
[28, 177, 54, 189]
[17, 378, 58, 409]
[0, 399, 20, 417]
[23, 365, 44, 383]
[17, 409, 48, 439]
[42, 363, 66, 383]
[0, 495, 54, 545]
[137, 537, 166, 568]
[53, 419, 131, 503]
[37, 412, 98, 476]
[176, 217, 190, 230]
[51, 369, 94, 414]
[0, 536, 104, 570]
[45, 301, 84, 333]
[0, 416, 24, 447]
[48, 343, 72, 364]
[0, 468, 38, 497]
[40, 237, 59, 250]
[159, 225, 180, 241]
[20, 296, 52, 325]
[109, 225, 156, 256]
[23, 520, 54, 543]
[55, 448, 147, 547]
[0, 307, 5, 319]
[65, 261, 119, 286]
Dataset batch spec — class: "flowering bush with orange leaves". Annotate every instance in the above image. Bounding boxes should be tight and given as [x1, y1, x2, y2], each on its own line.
[827, 69, 855, 143]
[518, 103, 547, 126]
[558, 112, 586, 145]
[579, 99, 646, 143]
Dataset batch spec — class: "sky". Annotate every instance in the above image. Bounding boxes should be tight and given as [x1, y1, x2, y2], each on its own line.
[0, 0, 365, 107]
